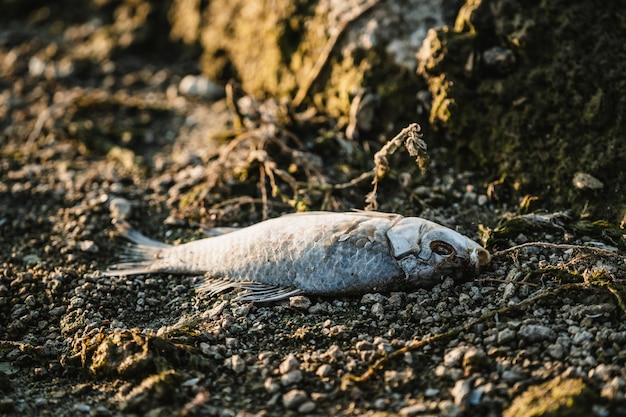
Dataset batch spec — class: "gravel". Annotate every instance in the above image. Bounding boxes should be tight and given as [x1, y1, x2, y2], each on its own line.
[1, 3, 625, 417]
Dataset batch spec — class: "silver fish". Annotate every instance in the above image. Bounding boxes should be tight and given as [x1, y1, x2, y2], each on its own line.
[103, 211, 491, 302]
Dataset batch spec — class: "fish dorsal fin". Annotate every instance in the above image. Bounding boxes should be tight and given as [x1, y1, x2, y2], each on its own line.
[281, 210, 400, 221]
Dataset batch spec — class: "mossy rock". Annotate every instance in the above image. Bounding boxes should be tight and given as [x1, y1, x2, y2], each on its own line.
[173, 0, 426, 130]
[503, 377, 597, 417]
[418, 0, 626, 220]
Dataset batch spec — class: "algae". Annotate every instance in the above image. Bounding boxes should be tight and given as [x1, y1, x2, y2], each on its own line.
[503, 377, 597, 417]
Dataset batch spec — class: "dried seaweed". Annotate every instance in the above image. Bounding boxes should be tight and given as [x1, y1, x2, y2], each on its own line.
[365, 123, 429, 210]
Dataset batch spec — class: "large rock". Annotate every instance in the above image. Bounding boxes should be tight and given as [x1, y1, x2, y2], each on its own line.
[417, 0, 626, 220]
[170, 0, 446, 131]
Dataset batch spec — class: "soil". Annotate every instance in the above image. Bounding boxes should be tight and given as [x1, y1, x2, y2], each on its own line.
[1, 2, 626, 417]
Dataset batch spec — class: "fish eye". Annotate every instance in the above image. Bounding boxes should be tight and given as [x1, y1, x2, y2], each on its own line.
[431, 241, 455, 256]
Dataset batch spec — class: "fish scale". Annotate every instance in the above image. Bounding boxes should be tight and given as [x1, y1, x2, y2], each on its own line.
[103, 211, 491, 301]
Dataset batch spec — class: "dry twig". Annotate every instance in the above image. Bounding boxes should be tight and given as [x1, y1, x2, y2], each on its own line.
[493, 241, 621, 259]
[365, 123, 429, 210]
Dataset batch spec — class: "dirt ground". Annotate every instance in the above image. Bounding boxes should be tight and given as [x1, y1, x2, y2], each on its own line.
[1, 2, 626, 417]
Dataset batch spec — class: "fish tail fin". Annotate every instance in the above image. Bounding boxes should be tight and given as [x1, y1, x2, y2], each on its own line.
[102, 221, 173, 277]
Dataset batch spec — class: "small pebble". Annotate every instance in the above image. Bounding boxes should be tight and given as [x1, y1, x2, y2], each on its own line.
[469, 386, 484, 405]
[373, 398, 387, 409]
[282, 389, 308, 410]
[361, 293, 384, 304]
[308, 302, 329, 314]
[181, 377, 201, 387]
[601, 377, 626, 401]
[439, 399, 461, 417]
[24, 294, 37, 307]
[179, 75, 224, 99]
[281, 370, 303, 386]
[73, 403, 91, 412]
[482, 46, 516, 74]
[547, 343, 565, 360]
[424, 387, 440, 397]
[324, 345, 345, 362]
[451, 379, 472, 408]
[572, 172, 603, 190]
[264, 377, 280, 394]
[501, 369, 526, 383]
[229, 354, 246, 374]
[279, 354, 300, 374]
[502, 282, 517, 300]
[79, 240, 98, 253]
[28, 56, 46, 77]
[23, 254, 41, 266]
[290, 295, 312, 310]
[518, 323, 556, 343]
[462, 347, 489, 374]
[444, 346, 468, 367]
[497, 328, 516, 344]
[297, 400, 316, 413]
[355, 340, 375, 352]
[316, 364, 332, 378]
[232, 305, 249, 317]
[371, 302, 385, 319]
[93, 405, 112, 416]
[225, 337, 238, 349]
[399, 403, 427, 416]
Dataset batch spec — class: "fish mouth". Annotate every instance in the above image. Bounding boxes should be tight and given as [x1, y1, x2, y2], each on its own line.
[470, 247, 491, 268]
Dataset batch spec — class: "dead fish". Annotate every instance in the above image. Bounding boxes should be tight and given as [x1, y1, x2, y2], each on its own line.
[103, 211, 491, 302]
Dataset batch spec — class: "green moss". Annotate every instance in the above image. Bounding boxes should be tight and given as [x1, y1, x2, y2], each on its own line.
[419, 0, 626, 221]
[196, 0, 420, 129]
[503, 378, 596, 417]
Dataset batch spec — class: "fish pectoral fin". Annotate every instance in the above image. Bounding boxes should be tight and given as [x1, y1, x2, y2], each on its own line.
[235, 283, 303, 303]
[196, 278, 303, 302]
[196, 277, 244, 296]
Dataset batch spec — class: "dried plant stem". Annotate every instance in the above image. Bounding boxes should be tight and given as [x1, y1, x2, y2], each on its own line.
[209, 196, 290, 210]
[258, 165, 269, 220]
[366, 123, 428, 210]
[333, 171, 375, 190]
[493, 242, 622, 259]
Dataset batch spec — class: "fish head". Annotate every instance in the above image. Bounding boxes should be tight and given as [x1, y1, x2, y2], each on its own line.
[387, 217, 491, 287]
